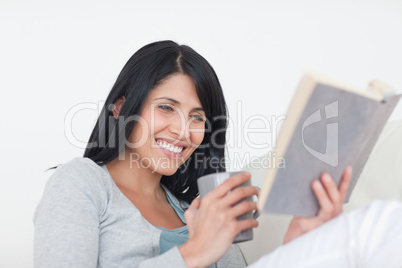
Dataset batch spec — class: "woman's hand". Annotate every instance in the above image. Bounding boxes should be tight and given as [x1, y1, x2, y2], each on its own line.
[283, 166, 352, 244]
[179, 172, 259, 268]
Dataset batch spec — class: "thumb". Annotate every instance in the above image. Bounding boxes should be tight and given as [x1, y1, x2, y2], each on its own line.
[185, 197, 201, 225]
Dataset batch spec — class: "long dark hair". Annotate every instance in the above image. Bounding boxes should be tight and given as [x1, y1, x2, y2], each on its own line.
[84, 40, 228, 203]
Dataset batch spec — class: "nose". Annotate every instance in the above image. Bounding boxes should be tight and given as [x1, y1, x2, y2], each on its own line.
[168, 111, 191, 142]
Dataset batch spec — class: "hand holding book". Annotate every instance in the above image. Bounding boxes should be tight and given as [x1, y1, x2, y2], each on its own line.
[283, 166, 352, 243]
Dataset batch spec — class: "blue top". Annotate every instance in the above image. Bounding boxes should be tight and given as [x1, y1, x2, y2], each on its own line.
[156, 192, 216, 268]
[155, 193, 189, 254]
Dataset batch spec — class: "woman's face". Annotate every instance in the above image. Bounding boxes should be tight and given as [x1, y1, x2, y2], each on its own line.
[126, 74, 206, 176]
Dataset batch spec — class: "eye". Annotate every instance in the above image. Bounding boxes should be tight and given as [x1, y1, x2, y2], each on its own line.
[191, 114, 205, 122]
[158, 105, 174, 111]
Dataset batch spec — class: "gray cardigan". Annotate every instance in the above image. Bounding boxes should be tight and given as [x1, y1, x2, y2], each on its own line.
[34, 157, 246, 268]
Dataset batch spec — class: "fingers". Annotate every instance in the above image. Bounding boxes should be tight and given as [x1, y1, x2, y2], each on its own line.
[221, 185, 259, 207]
[236, 218, 259, 232]
[320, 173, 341, 205]
[225, 218, 259, 239]
[313, 166, 353, 217]
[229, 200, 258, 218]
[204, 172, 251, 201]
[188, 196, 201, 210]
[312, 179, 333, 215]
[339, 165, 352, 201]
[285, 167, 353, 244]
[318, 166, 352, 205]
[185, 197, 200, 222]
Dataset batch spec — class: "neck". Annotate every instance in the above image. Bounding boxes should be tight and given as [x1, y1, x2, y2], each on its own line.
[106, 150, 164, 199]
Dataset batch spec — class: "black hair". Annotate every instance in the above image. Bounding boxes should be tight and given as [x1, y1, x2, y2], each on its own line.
[83, 40, 228, 203]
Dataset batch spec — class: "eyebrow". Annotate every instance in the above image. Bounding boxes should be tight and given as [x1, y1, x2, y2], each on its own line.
[154, 97, 204, 112]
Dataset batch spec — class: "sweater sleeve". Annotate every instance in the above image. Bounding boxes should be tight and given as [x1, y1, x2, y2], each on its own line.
[33, 159, 106, 268]
[139, 246, 187, 268]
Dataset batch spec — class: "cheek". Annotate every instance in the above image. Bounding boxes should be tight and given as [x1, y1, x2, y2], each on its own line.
[151, 113, 168, 135]
[137, 108, 168, 138]
[128, 111, 153, 145]
[190, 127, 205, 147]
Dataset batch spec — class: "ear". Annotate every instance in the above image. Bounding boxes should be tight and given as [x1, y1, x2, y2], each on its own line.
[112, 96, 126, 119]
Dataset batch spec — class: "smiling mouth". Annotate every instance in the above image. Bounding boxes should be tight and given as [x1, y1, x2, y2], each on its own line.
[155, 139, 186, 154]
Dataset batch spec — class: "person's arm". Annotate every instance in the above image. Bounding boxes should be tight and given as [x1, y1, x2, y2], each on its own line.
[283, 166, 352, 244]
[34, 165, 105, 268]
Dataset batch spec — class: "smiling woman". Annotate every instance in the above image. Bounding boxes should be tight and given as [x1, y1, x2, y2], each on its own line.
[83, 41, 228, 204]
[33, 41, 402, 268]
[34, 40, 249, 268]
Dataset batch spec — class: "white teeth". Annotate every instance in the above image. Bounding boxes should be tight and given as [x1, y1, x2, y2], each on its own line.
[156, 140, 183, 154]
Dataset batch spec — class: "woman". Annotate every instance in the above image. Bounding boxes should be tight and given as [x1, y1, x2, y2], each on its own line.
[34, 40, 402, 268]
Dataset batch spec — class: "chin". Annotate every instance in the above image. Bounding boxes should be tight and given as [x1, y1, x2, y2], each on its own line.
[153, 167, 180, 177]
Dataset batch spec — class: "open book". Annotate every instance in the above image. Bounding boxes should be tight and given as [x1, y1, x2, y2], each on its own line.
[257, 72, 401, 217]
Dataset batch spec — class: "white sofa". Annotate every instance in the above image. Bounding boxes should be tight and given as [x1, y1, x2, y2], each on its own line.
[238, 119, 402, 264]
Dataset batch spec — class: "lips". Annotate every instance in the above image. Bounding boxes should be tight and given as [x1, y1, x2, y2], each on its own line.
[156, 140, 183, 153]
[155, 138, 188, 158]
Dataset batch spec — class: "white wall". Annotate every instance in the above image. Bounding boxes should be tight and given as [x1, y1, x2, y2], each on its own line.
[1, 0, 402, 266]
